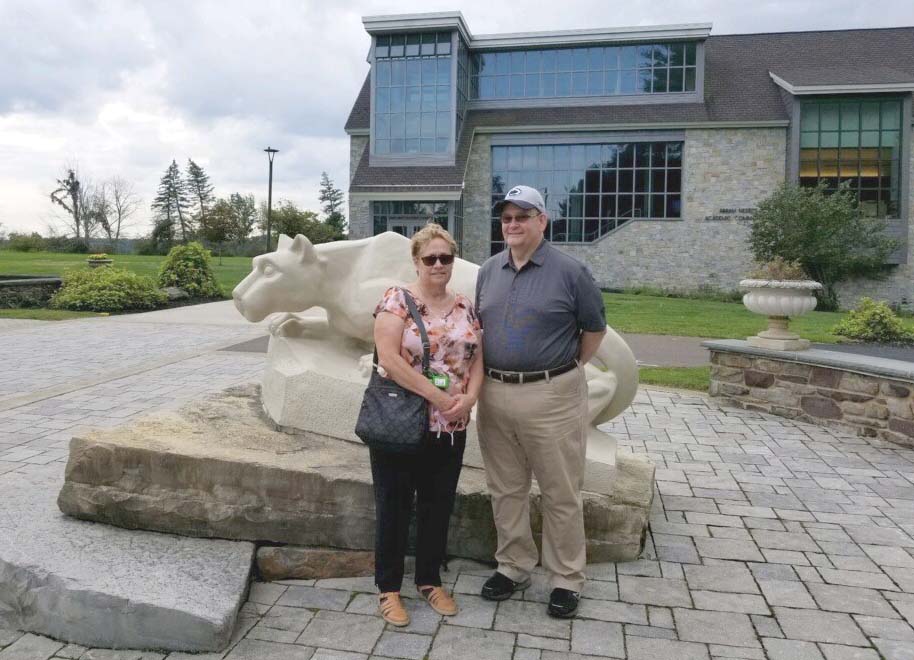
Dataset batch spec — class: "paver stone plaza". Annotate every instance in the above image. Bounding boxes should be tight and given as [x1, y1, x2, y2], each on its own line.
[1, 306, 914, 658]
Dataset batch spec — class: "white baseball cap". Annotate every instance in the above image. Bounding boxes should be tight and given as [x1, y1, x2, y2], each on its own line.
[493, 185, 546, 215]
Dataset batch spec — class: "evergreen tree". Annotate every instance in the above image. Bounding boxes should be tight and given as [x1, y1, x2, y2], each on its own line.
[151, 160, 193, 243]
[318, 171, 347, 235]
[186, 159, 215, 227]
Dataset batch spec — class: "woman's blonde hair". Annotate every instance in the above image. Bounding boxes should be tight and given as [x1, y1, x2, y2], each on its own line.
[410, 223, 457, 260]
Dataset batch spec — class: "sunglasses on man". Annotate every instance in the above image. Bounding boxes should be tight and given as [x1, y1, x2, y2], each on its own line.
[419, 253, 455, 266]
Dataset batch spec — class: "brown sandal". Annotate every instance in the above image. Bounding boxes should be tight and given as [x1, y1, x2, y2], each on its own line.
[419, 585, 458, 616]
[379, 592, 410, 626]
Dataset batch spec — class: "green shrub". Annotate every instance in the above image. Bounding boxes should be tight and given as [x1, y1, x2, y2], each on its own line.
[832, 298, 914, 344]
[51, 267, 167, 312]
[7, 232, 46, 252]
[157, 242, 222, 298]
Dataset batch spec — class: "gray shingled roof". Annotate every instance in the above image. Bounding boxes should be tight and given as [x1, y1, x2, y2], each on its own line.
[770, 65, 914, 87]
[344, 75, 370, 133]
[347, 26, 914, 192]
[702, 27, 914, 123]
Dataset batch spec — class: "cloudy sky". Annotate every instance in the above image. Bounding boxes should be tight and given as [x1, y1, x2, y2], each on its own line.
[1, 0, 913, 238]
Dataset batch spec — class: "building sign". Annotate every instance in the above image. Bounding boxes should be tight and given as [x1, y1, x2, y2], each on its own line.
[702, 207, 756, 222]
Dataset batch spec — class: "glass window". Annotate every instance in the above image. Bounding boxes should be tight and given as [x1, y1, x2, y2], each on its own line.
[372, 201, 450, 238]
[490, 140, 683, 253]
[406, 34, 420, 57]
[374, 31, 453, 155]
[799, 98, 903, 218]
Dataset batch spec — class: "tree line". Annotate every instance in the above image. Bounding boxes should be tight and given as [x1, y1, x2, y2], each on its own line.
[18, 161, 348, 256]
[149, 160, 347, 256]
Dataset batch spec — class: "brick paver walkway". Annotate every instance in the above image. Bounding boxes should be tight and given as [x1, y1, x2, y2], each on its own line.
[2, 318, 914, 659]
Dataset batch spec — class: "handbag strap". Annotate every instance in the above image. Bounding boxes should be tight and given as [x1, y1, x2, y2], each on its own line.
[400, 288, 431, 375]
[372, 287, 432, 376]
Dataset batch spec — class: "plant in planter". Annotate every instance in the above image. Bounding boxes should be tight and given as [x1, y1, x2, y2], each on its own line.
[86, 253, 113, 268]
[740, 256, 822, 351]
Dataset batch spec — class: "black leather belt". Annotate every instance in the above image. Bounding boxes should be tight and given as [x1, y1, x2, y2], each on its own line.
[485, 361, 578, 384]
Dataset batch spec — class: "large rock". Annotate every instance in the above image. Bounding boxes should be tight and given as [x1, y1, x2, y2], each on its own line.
[1, 465, 254, 652]
[257, 546, 375, 581]
[58, 385, 654, 563]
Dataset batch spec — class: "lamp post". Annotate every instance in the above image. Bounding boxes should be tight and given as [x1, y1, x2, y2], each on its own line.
[264, 147, 279, 252]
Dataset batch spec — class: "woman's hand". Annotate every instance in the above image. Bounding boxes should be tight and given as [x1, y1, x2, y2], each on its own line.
[432, 389, 459, 413]
[440, 393, 477, 422]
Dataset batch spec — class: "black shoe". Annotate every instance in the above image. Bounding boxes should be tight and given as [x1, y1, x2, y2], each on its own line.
[480, 571, 530, 601]
[547, 588, 580, 618]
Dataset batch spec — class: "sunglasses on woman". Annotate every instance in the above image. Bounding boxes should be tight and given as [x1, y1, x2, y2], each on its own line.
[419, 253, 455, 266]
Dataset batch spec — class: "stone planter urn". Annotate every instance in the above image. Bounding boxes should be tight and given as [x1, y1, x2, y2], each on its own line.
[86, 257, 113, 268]
[739, 278, 823, 351]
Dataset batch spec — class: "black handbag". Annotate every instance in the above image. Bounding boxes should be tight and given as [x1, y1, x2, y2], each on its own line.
[355, 289, 431, 453]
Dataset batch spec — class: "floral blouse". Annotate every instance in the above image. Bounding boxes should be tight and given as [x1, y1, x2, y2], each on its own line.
[373, 286, 482, 433]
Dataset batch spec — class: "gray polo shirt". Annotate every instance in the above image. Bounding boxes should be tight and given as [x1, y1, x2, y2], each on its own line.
[475, 239, 607, 372]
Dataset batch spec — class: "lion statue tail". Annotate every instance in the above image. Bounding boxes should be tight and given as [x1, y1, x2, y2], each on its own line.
[584, 327, 639, 427]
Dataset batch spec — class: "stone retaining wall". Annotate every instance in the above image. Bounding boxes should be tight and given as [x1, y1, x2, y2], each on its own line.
[0, 277, 61, 308]
[707, 343, 914, 449]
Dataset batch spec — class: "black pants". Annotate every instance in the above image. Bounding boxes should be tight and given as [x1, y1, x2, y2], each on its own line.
[370, 431, 466, 593]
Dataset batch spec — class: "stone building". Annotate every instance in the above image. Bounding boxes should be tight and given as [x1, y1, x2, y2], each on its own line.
[345, 12, 914, 306]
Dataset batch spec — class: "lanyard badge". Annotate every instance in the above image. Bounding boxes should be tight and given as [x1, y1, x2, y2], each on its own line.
[427, 370, 450, 389]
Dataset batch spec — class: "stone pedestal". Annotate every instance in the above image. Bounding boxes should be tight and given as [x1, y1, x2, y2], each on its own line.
[747, 336, 811, 351]
[58, 385, 655, 564]
[747, 316, 810, 351]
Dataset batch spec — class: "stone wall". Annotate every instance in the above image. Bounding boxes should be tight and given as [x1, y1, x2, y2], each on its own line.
[557, 127, 787, 290]
[0, 278, 61, 308]
[709, 348, 914, 449]
[348, 136, 371, 239]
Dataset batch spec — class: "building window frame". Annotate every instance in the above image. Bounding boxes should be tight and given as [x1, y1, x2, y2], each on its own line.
[371, 200, 454, 239]
[489, 132, 684, 255]
[468, 41, 704, 110]
[369, 32, 458, 167]
[794, 96, 908, 219]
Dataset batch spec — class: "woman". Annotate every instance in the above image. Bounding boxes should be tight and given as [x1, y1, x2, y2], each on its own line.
[370, 223, 483, 627]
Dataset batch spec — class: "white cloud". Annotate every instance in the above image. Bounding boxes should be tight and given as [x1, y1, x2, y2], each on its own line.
[1, 0, 912, 237]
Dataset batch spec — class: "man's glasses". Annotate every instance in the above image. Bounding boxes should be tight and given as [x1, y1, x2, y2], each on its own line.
[419, 253, 455, 266]
[501, 211, 540, 225]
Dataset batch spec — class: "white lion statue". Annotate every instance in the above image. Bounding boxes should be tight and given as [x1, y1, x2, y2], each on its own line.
[233, 232, 637, 464]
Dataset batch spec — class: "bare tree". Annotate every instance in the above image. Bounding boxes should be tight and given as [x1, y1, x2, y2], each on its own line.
[89, 182, 113, 243]
[107, 177, 140, 250]
[50, 169, 84, 239]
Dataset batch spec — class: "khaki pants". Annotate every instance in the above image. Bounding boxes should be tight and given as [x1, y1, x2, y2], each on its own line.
[477, 365, 588, 592]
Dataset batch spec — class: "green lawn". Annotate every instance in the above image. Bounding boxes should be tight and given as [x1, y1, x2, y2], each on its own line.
[602, 292, 879, 343]
[0, 251, 253, 296]
[640, 366, 710, 392]
[0, 308, 102, 320]
[2, 250, 901, 346]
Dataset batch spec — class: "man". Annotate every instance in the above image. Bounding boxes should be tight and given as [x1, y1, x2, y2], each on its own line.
[475, 184, 607, 618]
